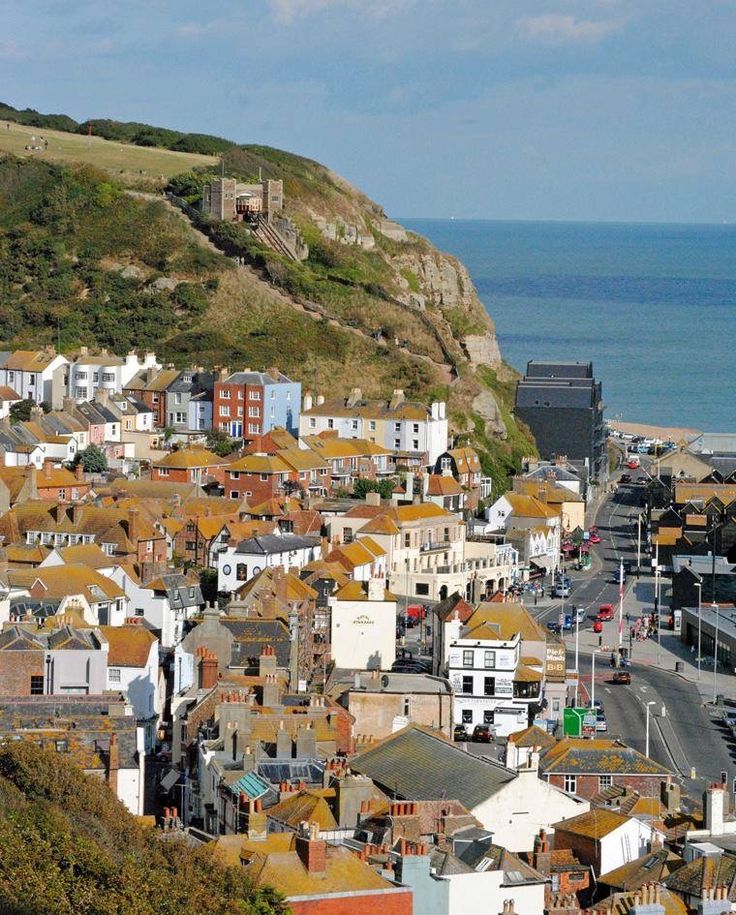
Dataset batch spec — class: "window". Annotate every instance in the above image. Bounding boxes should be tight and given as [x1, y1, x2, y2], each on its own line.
[189, 587, 196, 598]
[462, 649, 474, 668]
[237, 389, 244, 399]
[185, 540, 196, 551]
[230, 471, 240, 480]
[351, 420, 358, 430]
[158, 468, 170, 477]
[412, 423, 419, 433]
[327, 419, 334, 430]
[344, 527, 353, 543]
[30, 675, 44, 695]
[250, 390, 261, 400]
[599, 775, 613, 789]
[249, 407, 260, 417]
[369, 421, 376, 431]
[403, 697, 411, 717]
[92, 372, 99, 383]
[219, 405, 230, 417]
[248, 423, 259, 434]
[309, 418, 316, 428]
[221, 389, 231, 399]
[55, 740, 69, 753]
[483, 710, 495, 724]
[412, 440, 419, 450]
[230, 491, 240, 499]
[58, 489, 66, 501]
[152, 394, 159, 403]
[260, 473, 270, 481]
[238, 407, 244, 417]
[483, 650, 496, 669]
[552, 698, 560, 712]
[109, 668, 121, 683]
[461, 709, 473, 724]
[415, 582, 429, 596]
[394, 439, 400, 449]
[564, 775, 577, 794]
[75, 387, 87, 399]
[174, 393, 182, 404]
[484, 676, 495, 696]
[394, 422, 401, 432]
[76, 371, 88, 380]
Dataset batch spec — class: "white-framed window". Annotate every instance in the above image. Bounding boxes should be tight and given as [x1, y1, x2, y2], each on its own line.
[327, 419, 334, 429]
[599, 775, 613, 789]
[248, 423, 259, 434]
[394, 439, 400, 448]
[175, 412, 186, 424]
[109, 668, 121, 683]
[270, 389, 275, 399]
[369, 420, 376, 431]
[462, 649, 473, 668]
[230, 471, 240, 480]
[394, 422, 401, 432]
[237, 389, 244, 399]
[221, 390, 231, 399]
[413, 439, 419, 450]
[76, 371, 88, 380]
[260, 473, 269, 481]
[351, 420, 358, 430]
[413, 423, 419, 433]
[174, 393, 182, 404]
[158, 468, 170, 476]
[309, 418, 316, 429]
[484, 650, 496, 668]
[230, 490, 240, 499]
[250, 390, 261, 401]
[249, 407, 260, 417]
[564, 775, 577, 794]
[219, 405, 230, 417]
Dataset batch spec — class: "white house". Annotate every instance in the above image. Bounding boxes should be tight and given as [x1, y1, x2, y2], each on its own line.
[552, 808, 664, 876]
[0, 350, 69, 408]
[484, 492, 561, 575]
[101, 624, 161, 751]
[108, 567, 202, 648]
[217, 533, 321, 595]
[68, 349, 159, 402]
[0, 385, 21, 419]
[329, 577, 397, 671]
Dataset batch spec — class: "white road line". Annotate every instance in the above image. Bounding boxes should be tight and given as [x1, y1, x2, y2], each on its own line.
[639, 686, 648, 692]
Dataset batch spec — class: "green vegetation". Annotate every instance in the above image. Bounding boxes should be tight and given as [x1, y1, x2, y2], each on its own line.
[353, 478, 396, 500]
[74, 444, 107, 473]
[0, 741, 287, 915]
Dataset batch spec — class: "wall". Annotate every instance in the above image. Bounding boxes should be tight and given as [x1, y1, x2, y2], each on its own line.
[0, 650, 45, 695]
[347, 689, 452, 740]
[553, 818, 655, 875]
[444, 870, 545, 915]
[473, 769, 589, 852]
[289, 888, 413, 915]
[545, 772, 665, 800]
[330, 597, 396, 670]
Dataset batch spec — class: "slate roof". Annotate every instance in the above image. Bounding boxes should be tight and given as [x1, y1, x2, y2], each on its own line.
[350, 725, 517, 810]
[664, 851, 736, 898]
[541, 738, 673, 776]
[234, 533, 319, 555]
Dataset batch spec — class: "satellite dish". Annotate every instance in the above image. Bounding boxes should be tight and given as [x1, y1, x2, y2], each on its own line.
[381, 675, 389, 688]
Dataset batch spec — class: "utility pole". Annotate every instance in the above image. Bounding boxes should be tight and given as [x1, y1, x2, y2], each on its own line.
[617, 558, 624, 658]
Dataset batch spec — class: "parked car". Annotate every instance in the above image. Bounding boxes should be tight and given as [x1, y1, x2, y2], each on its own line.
[597, 604, 615, 621]
[547, 620, 562, 634]
[391, 657, 431, 674]
[406, 604, 427, 622]
[619, 473, 632, 484]
[635, 475, 648, 485]
[595, 711, 608, 732]
[592, 699, 604, 711]
[453, 724, 469, 742]
[472, 724, 494, 743]
[627, 458, 641, 469]
[552, 584, 571, 598]
[575, 606, 586, 622]
[613, 567, 626, 584]
[612, 670, 631, 684]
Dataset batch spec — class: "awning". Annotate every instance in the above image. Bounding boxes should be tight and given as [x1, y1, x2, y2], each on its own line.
[530, 556, 555, 572]
[160, 769, 180, 792]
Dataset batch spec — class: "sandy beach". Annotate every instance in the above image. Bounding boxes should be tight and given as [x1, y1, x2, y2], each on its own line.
[609, 420, 701, 443]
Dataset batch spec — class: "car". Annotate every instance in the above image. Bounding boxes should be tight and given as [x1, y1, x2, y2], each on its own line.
[613, 567, 626, 584]
[552, 585, 571, 598]
[597, 604, 615, 621]
[391, 657, 431, 674]
[589, 532, 602, 544]
[612, 670, 631, 684]
[547, 620, 562, 633]
[592, 699, 604, 711]
[619, 473, 632, 484]
[636, 475, 648, 485]
[627, 458, 641, 470]
[472, 724, 494, 743]
[595, 711, 608, 732]
[453, 724, 469, 742]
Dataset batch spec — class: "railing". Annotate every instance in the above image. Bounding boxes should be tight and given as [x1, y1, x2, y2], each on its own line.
[420, 540, 451, 553]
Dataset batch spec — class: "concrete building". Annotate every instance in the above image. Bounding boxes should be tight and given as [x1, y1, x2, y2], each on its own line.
[67, 348, 158, 403]
[301, 388, 449, 467]
[217, 534, 321, 595]
[514, 361, 608, 487]
[0, 349, 69, 409]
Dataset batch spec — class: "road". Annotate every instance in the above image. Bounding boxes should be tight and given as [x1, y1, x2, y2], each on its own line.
[532, 476, 735, 795]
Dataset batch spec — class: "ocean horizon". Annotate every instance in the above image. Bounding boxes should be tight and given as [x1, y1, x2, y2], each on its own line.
[402, 218, 736, 433]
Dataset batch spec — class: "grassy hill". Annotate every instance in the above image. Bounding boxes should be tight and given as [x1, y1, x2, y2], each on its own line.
[0, 741, 286, 915]
[0, 105, 536, 491]
[0, 120, 217, 183]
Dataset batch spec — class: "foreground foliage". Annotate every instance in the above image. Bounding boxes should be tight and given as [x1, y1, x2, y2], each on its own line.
[0, 742, 287, 915]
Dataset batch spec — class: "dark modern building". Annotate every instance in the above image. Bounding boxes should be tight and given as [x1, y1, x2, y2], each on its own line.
[514, 361, 607, 486]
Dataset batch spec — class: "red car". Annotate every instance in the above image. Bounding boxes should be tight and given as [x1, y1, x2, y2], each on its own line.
[589, 532, 602, 544]
[597, 604, 615, 622]
[627, 458, 640, 470]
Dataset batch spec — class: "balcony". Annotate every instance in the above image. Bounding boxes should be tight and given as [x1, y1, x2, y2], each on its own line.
[420, 540, 451, 553]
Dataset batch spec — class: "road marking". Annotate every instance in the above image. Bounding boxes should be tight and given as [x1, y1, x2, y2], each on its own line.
[604, 687, 611, 693]
[639, 686, 648, 692]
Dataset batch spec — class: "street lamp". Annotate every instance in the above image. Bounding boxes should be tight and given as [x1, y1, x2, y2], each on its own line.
[645, 700, 656, 758]
[713, 602, 720, 704]
[590, 648, 603, 710]
[695, 581, 702, 680]
[654, 567, 661, 666]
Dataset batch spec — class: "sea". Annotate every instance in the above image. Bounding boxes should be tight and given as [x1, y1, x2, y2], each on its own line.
[401, 219, 736, 433]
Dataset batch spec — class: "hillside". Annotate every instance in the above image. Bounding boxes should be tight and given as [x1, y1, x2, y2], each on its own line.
[0, 741, 286, 914]
[0, 105, 536, 491]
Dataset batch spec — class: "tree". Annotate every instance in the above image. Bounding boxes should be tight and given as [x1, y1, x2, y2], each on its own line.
[9, 397, 34, 424]
[205, 428, 239, 457]
[74, 444, 107, 474]
[353, 477, 395, 500]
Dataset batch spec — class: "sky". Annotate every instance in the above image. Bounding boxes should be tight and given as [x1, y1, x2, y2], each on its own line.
[1, 0, 735, 221]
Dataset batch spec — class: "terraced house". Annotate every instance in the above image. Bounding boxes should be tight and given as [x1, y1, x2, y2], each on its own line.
[0, 348, 69, 408]
[300, 388, 448, 467]
[213, 368, 300, 440]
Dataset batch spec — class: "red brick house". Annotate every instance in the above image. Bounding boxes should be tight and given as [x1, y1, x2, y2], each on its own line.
[540, 738, 673, 800]
[123, 367, 180, 429]
[223, 453, 297, 501]
[151, 447, 229, 486]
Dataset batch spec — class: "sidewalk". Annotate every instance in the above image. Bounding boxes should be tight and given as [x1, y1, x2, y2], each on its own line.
[565, 576, 736, 703]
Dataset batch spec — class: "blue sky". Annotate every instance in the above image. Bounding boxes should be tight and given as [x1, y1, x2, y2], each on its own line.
[1, 0, 734, 221]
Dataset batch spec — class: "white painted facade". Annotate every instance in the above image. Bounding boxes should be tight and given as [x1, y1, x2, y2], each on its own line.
[68, 351, 159, 402]
[443, 868, 546, 915]
[0, 354, 69, 407]
[329, 583, 397, 671]
[217, 538, 320, 595]
[106, 637, 161, 750]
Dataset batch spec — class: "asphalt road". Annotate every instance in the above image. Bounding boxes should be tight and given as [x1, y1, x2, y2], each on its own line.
[533, 476, 736, 796]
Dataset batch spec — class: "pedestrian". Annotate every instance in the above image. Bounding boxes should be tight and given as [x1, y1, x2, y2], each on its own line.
[534, 594, 538, 606]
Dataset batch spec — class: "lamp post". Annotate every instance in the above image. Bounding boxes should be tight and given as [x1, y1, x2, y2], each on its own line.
[713, 602, 720, 704]
[655, 567, 661, 666]
[695, 582, 702, 680]
[591, 648, 602, 710]
[636, 513, 642, 576]
[645, 700, 656, 758]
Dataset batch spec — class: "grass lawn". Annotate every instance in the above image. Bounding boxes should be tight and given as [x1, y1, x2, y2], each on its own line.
[0, 121, 216, 181]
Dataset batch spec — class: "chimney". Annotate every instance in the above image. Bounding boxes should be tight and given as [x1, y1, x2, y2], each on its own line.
[240, 795, 267, 841]
[661, 780, 681, 815]
[75, 462, 84, 482]
[262, 672, 281, 707]
[276, 720, 292, 759]
[389, 389, 405, 410]
[346, 387, 362, 408]
[365, 491, 381, 507]
[79, 346, 89, 356]
[43, 459, 53, 480]
[127, 508, 140, 545]
[303, 392, 313, 412]
[197, 647, 219, 690]
[295, 822, 327, 873]
[218, 366, 230, 382]
[145, 366, 158, 384]
[267, 366, 279, 381]
[704, 783, 726, 836]
[296, 723, 317, 758]
[107, 733, 120, 796]
[258, 644, 278, 678]
[316, 394, 324, 406]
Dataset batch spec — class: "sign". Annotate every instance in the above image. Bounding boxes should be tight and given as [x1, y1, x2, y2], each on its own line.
[546, 643, 566, 682]
[563, 707, 590, 737]
[353, 615, 375, 625]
